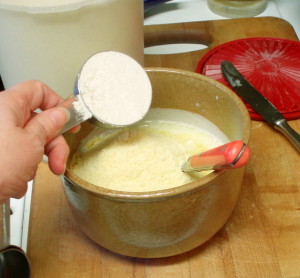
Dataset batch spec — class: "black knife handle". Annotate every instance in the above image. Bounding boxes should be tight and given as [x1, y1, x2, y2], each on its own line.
[274, 119, 300, 153]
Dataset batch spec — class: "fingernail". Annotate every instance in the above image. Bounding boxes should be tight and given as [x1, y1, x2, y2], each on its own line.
[69, 125, 81, 134]
[48, 107, 70, 124]
[59, 107, 71, 122]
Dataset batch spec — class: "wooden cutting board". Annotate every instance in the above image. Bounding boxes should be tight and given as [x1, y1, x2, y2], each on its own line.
[144, 16, 298, 71]
[27, 17, 300, 278]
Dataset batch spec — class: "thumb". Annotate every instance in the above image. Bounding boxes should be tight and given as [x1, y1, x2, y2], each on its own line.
[25, 107, 70, 144]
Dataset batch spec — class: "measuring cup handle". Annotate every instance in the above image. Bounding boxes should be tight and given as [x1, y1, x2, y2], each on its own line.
[59, 96, 92, 135]
[59, 106, 84, 135]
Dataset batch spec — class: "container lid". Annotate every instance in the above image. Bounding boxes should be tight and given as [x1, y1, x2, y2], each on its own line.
[0, 0, 110, 13]
[196, 37, 300, 121]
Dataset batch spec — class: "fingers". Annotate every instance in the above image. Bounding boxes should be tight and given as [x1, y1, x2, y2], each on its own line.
[8, 80, 65, 111]
[0, 181, 28, 204]
[25, 107, 70, 145]
[45, 136, 70, 175]
[0, 81, 72, 204]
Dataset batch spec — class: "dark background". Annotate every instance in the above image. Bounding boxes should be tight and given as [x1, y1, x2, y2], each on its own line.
[0, 75, 4, 91]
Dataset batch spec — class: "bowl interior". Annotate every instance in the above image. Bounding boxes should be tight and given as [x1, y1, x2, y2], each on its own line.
[64, 67, 251, 199]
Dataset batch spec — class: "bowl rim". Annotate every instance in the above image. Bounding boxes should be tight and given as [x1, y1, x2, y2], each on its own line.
[64, 67, 251, 201]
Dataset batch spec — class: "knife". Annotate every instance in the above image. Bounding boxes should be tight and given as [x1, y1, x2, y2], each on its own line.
[221, 60, 300, 153]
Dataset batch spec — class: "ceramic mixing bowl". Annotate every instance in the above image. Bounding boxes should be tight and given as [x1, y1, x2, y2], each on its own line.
[63, 67, 251, 258]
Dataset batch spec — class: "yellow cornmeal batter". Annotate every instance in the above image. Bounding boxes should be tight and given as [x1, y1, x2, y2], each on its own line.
[70, 120, 225, 192]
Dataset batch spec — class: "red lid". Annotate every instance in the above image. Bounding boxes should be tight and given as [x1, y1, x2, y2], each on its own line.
[196, 37, 300, 121]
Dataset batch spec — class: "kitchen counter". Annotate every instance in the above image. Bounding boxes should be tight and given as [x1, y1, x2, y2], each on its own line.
[12, 1, 300, 277]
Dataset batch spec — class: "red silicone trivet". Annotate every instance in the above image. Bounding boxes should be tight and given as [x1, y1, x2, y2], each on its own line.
[196, 37, 300, 121]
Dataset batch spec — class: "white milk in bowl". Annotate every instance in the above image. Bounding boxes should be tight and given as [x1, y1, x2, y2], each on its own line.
[0, 0, 144, 98]
[70, 108, 230, 192]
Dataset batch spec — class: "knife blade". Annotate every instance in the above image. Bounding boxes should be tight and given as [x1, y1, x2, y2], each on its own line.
[221, 60, 300, 153]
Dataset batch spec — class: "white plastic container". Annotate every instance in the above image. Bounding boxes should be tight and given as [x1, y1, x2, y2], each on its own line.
[0, 0, 144, 98]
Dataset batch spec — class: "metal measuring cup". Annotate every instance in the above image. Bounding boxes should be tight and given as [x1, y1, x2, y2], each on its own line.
[60, 51, 152, 134]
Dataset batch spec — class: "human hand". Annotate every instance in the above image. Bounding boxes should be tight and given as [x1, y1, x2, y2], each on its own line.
[0, 81, 71, 203]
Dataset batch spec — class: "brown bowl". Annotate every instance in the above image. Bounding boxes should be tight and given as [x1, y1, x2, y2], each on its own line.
[63, 67, 251, 258]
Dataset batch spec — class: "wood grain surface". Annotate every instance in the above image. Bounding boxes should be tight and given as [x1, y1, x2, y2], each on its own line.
[27, 17, 300, 278]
